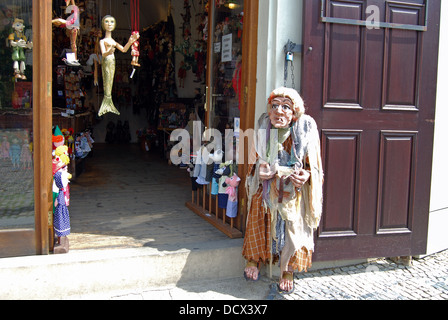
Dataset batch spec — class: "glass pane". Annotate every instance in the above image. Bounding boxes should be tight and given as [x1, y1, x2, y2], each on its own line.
[209, 0, 243, 135]
[0, 0, 34, 230]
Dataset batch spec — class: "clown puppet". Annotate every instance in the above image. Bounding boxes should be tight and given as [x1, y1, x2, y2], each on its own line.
[52, 146, 72, 254]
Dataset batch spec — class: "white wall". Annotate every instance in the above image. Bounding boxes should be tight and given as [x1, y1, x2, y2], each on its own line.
[427, 1, 448, 255]
[255, 0, 303, 125]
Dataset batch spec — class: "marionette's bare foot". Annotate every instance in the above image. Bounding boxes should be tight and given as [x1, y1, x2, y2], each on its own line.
[244, 261, 260, 281]
[278, 269, 294, 294]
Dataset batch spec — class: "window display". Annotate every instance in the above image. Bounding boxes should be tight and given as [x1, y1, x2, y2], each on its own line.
[0, 0, 34, 231]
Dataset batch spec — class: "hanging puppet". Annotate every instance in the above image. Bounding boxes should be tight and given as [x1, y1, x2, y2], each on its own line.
[52, 0, 81, 67]
[131, 31, 140, 68]
[8, 18, 33, 80]
[98, 15, 139, 117]
[86, 28, 102, 86]
[130, 0, 140, 69]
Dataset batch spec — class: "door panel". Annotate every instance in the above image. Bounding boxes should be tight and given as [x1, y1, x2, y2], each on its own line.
[320, 130, 361, 238]
[302, 0, 440, 261]
[324, 1, 364, 109]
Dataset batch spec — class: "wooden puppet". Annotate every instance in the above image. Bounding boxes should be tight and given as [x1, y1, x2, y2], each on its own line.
[8, 18, 33, 80]
[52, 148, 72, 254]
[52, 0, 81, 66]
[98, 15, 139, 116]
[131, 31, 141, 67]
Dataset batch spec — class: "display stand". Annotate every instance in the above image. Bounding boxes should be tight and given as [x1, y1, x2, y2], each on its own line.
[52, 110, 92, 180]
[157, 102, 188, 160]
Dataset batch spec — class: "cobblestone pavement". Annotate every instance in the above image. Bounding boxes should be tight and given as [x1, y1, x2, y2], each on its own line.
[92, 249, 448, 301]
[272, 249, 448, 300]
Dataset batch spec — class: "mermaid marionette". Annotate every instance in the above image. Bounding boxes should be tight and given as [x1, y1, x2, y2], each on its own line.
[98, 15, 139, 117]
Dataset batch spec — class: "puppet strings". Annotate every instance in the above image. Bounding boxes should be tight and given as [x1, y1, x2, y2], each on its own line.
[130, 0, 140, 32]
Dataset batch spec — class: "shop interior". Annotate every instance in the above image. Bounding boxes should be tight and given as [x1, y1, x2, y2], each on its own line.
[52, 0, 212, 252]
[0, 0, 245, 253]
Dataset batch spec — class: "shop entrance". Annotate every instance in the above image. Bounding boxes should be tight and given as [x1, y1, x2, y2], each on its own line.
[1, 0, 257, 257]
[49, 0, 255, 252]
[50, 0, 220, 252]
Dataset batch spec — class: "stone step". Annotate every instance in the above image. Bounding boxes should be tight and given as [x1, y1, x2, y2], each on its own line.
[0, 239, 245, 300]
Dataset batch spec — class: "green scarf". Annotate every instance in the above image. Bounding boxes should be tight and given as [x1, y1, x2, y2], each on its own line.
[266, 127, 291, 164]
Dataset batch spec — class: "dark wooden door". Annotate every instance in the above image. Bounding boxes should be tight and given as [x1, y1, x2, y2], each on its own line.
[302, 0, 440, 261]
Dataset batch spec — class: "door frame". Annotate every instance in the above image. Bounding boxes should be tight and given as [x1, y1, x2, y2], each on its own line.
[0, 0, 52, 258]
[198, 0, 258, 235]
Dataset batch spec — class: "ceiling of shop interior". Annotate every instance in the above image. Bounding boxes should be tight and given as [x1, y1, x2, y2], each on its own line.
[97, 0, 170, 31]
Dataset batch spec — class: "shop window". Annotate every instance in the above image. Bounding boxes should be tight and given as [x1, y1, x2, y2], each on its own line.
[186, 0, 244, 238]
[0, 1, 34, 231]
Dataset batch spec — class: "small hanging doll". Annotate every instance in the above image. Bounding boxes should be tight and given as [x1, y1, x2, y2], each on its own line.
[130, 0, 140, 77]
[52, 0, 80, 67]
[225, 173, 241, 218]
[8, 18, 33, 80]
[131, 31, 140, 67]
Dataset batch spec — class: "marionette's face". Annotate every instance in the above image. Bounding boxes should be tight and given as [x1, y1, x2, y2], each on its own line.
[268, 96, 294, 129]
[102, 16, 116, 32]
[12, 20, 24, 33]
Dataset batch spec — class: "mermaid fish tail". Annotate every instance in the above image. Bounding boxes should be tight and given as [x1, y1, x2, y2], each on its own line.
[98, 95, 120, 116]
[98, 54, 119, 116]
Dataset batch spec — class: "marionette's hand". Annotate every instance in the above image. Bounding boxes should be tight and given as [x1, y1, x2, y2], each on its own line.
[52, 18, 66, 26]
[26, 41, 33, 49]
[105, 46, 116, 56]
[290, 169, 310, 189]
[17, 39, 27, 48]
[259, 162, 276, 181]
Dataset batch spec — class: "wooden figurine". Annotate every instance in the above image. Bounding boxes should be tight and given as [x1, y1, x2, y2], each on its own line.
[131, 31, 141, 67]
[98, 15, 139, 116]
[8, 18, 33, 80]
[52, 0, 81, 67]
